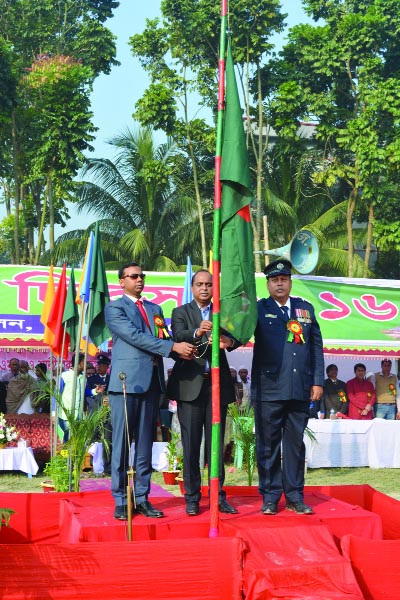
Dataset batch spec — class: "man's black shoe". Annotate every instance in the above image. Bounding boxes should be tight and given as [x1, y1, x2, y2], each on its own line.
[285, 501, 314, 515]
[113, 505, 128, 520]
[186, 501, 199, 516]
[261, 502, 278, 515]
[134, 500, 164, 518]
[218, 498, 238, 514]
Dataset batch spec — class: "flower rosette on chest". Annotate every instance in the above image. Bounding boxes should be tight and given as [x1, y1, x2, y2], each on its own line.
[338, 389, 347, 403]
[389, 383, 396, 396]
[286, 320, 305, 344]
[154, 314, 170, 339]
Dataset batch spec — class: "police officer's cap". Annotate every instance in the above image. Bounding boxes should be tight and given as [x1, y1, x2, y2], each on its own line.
[264, 259, 293, 279]
[96, 354, 111, 366]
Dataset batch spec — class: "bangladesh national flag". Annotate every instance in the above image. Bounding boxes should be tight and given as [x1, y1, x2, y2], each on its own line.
[88, 223, 110, 348]
[220, 43, 257, 345]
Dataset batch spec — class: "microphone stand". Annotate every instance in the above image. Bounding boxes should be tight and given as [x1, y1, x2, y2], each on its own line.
[119, 372, 135, 541]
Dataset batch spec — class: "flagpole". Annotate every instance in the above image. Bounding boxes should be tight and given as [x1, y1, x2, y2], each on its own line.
[209, 0, 228, 538]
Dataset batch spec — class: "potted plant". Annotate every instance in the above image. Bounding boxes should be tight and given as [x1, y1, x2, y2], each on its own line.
[228, 403, 257, 485]
[42, 450, 69, 492]
[0, 508, 15, 529]
[61, 402, 110, 492]
[163, 429, 183, 485]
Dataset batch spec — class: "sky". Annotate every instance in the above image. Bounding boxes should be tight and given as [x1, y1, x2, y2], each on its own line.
[55, 1, 312, 237]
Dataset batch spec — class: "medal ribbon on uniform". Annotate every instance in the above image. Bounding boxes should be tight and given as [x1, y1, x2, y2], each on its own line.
[389, 383, 396, 396]
[338, 389, 347, 403]
[286, 319, 305, 343]
[154, 314, 170, 339]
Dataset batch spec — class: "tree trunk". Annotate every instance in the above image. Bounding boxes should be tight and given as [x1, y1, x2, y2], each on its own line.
[364, 203, 374, 277]
[35, 173, 49, 265]
[11, 110, 20, 264]
[183, 80, 207, 268]
[346, 186, 357, 277]
[48, 171, 55, 252]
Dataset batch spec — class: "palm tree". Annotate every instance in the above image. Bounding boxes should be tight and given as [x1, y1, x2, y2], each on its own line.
[264, 145, 370, 277]
[42, 125, 204, 269]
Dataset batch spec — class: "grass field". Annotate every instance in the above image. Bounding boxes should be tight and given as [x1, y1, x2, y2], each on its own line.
[0, 465, 399, 500]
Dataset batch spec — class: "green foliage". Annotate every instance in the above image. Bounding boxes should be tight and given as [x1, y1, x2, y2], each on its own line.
[62, 404, 110, 492]
[164, 429, 183, 472]
[43, 451, 70, 492]
[0, 507, 15, 528]
[228, 403, 256, 486]
[268, 0, 400, 276]
[0, 0, 119, 262]
[46, 125, 206, 269]
[135, 83, 177, 134]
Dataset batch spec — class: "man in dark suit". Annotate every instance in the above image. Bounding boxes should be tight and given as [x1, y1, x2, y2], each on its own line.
[167, 269, 238, 516]
[251, 259, 324, 515]
[105, 262, 195, 520]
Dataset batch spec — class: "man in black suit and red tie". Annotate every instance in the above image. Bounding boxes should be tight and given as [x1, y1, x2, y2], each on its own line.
[167, 269, 239, 516]
[251, 259, 324, 516]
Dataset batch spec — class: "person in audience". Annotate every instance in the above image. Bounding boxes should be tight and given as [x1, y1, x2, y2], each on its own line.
[369, 359, 400, 420]
[346, 363, 375, 420]
[320, 364, 348, 418]
[1, 357, 20, 383]
[58, 352, 85, 442]
[230, 367, 244, 406]
[30, 363, 51, 413]
[87, 354, 112, 474]
[238, 366, 250, 394]
[6, 360, 36, 414]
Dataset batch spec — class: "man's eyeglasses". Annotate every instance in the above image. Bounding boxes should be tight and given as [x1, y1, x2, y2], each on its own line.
[123, 273, 146, 280]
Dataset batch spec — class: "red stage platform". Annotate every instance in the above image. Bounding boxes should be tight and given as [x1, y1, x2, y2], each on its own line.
[1, 485, 400, 600]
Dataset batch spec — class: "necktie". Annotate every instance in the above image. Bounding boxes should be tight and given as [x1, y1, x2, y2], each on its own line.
[136, 298, 151, 330]
[201, 306, 209, 320]
[281, 306, 289, 321]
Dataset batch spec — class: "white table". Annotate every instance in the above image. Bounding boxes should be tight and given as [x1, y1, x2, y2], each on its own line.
[89, 442, 168, 474]
[305, 418, 400, 469]
[0, 446, 39, 476]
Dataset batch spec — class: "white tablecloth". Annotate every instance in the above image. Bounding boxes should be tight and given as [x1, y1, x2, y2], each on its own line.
[0, 446, 39, 476]
[89, 442, 168, 474]
[305, 418, 400, 469]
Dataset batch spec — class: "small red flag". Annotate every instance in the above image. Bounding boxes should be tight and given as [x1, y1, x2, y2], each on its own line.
[47, 263, 69, 359]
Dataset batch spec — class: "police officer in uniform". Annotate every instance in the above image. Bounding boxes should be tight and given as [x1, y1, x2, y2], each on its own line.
[87, 354, 112, 474]
[251, 259, 324, 515]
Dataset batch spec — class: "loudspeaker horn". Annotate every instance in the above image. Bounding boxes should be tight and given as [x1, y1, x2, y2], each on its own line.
[255, 229, 319, 274]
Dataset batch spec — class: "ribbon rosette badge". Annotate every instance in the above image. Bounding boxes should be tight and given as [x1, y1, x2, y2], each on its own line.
[389, 383, 396, 396]
[154, 314, 170, 339]
[338, 390, 347, 403]
[286, 320, 305, 344]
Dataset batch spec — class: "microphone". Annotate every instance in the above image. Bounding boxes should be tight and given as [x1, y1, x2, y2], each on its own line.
[119, 372, 127, 381]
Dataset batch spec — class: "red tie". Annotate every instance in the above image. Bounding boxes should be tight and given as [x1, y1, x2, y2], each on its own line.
[136, 298, 151, 330]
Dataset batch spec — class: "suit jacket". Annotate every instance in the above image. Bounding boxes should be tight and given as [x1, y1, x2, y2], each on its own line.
[105, 295, 174, 395]
[167, 300, 235, 404]
[251, 295, 324, 399]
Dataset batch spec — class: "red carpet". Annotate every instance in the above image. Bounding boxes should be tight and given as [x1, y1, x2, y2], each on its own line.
[1, 485, 399, 600]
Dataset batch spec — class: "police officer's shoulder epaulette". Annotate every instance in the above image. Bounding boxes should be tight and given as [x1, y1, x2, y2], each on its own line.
[292, 295, 313, 306]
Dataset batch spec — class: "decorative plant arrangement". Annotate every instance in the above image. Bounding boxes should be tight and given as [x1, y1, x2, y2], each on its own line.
[228, 403, 256, 486]
[0, 413, 19, 447]
[163, 429, 183, 485]
[43, 450, 69, 492]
